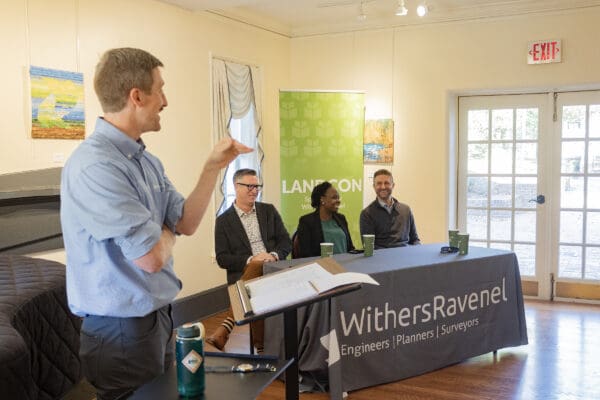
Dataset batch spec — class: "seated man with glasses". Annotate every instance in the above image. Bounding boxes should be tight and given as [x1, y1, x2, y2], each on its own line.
[206, 168, 292, 353]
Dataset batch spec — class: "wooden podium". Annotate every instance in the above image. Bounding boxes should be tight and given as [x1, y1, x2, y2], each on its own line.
[228, 257, 362, 400]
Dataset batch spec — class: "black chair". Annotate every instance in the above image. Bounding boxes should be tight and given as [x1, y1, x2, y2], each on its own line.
[291, 231, 300, 259]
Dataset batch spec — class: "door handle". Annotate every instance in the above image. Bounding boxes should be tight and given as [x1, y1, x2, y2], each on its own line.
[529, 194, 545, 204]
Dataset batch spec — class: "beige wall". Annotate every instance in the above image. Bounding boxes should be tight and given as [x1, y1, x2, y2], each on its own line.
[0, 0, 289, 297]
[290, 9, 600, 243]
[3, 1, 600, 297]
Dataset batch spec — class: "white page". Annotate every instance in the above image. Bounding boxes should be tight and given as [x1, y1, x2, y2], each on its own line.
[249, 281, 317, 314]
[310, 272, 379, 293]
[245, 262, 331, 297]
[245, 262, 333, 314]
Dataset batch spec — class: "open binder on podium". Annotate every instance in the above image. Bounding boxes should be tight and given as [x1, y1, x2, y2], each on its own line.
[227, 256, 376, 400]
[228, 257, 378, 320]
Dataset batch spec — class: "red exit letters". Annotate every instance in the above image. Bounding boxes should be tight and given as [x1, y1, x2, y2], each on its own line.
[528, 40, 562, 64]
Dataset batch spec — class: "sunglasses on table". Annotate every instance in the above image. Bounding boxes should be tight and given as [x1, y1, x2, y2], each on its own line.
[440, 246, 459, 254]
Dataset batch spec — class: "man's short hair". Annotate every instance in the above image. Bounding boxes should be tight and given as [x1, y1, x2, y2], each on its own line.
[373, 169, 393, 181]
[94, 48, 163, 113]
[233, 168, 257, 183]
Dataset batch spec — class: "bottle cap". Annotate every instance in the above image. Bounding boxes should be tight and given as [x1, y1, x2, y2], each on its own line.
[177, 323, 200, 338]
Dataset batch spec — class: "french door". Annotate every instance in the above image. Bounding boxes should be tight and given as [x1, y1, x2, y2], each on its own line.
[459, 91, 600, 301]
[553, 91, 600, 300]
[458, 94, 550, 298]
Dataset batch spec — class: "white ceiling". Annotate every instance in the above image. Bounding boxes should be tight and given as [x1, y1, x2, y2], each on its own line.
[157, 0, 600, 37]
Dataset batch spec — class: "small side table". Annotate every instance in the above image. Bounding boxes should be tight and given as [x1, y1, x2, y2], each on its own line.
[130, 352, 293, 400]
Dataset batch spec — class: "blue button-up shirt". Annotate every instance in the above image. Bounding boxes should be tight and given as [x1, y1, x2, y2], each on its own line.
[60, 118, 185, 317]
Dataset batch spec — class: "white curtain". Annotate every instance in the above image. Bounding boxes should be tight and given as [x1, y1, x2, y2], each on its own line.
[212, 59, 231, 143]
[212, 58, 264, 214]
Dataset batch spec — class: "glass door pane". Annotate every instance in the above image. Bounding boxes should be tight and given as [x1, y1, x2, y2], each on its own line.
[459, 94, 548, 291]
[556, 91, 600, 282]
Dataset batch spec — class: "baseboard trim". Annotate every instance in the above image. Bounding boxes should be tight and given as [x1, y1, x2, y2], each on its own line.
[172, 284, 229, 327]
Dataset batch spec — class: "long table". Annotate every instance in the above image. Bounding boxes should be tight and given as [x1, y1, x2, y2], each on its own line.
[263, 243, 528, 399]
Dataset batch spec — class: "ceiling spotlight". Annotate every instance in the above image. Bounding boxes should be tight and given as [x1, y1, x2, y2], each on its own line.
[395, 0, 408, 16]
[416, 3, 428, 17]
[357, 1, 367, 21]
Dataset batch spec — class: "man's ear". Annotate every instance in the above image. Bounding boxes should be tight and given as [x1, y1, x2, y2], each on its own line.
[129, 88, 143, 107]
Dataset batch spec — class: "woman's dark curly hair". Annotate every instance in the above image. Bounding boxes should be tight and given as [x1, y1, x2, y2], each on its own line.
[310, 181, 332, 209]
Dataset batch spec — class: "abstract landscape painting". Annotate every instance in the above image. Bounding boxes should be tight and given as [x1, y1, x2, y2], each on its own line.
[364, 118, 393, 164]
[30, 66, 85, 139]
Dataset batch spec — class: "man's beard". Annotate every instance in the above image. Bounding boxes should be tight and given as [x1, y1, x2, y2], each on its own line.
[377, 190, 391, 200]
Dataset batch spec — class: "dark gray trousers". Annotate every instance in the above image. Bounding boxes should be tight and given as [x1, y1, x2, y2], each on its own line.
[79, 305, 174, 400]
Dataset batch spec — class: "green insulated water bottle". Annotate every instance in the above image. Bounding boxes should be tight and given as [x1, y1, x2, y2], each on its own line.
[176, 322, 205, 398]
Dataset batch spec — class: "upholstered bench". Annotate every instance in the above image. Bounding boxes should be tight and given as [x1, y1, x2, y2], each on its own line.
[0, 254, 82, 400]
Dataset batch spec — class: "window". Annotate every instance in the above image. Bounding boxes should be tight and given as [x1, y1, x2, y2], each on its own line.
[212, 58, 263, 215]
[219, 104, 261, 213]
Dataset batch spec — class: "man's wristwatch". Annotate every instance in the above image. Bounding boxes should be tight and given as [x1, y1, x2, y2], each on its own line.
[205, 363, 277, 373]
[233, 363, 276, 372]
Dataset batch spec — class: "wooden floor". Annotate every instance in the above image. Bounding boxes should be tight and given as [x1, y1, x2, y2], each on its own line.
[201, 300, 600, 400]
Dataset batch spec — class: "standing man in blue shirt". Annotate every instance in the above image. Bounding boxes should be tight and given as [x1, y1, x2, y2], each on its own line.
[360, 169, 420, 249]
[60, 47, 251, 400]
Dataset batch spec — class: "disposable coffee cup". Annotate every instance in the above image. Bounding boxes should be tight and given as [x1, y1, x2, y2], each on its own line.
[320, 242, 334, 258]
[457, 233, 470, 255]
[448, 229, 460, 248]
[362, 234, 375, 257]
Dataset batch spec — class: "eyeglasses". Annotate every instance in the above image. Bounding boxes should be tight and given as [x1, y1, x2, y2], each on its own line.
[440, 246, 459, 254]
[236, 182, 263, 192]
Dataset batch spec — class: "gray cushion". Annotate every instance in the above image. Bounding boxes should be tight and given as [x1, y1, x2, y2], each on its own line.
[0, 255, 82, 400]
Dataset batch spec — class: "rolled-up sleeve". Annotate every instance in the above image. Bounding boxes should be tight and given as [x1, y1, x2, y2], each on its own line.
[162, 175, 185, 233]
[71, 162, 162, 260]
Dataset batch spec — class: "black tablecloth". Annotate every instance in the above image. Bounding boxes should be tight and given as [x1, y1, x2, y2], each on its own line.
[263, 243, 528, 399]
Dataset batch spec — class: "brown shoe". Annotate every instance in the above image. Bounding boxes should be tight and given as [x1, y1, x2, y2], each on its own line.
[206, 325, 230, 351]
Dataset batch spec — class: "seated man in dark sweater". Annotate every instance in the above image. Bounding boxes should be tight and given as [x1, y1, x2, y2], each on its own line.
[359, 169, 420, 249]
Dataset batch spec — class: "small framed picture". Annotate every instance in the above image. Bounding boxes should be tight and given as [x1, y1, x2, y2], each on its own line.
[364, 119, 393, 164]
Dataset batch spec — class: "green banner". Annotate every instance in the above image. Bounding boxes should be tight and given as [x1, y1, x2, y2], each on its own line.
[279, 91, 364, 246]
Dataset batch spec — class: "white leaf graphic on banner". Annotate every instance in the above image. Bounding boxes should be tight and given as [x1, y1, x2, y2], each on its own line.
[329, 103, 349, 119]
[316, 120, 334, 138]
[320, 329, 341, 366]
[328, 139, 345, 156]
[304, 102, 322, 119]
[303, 139, 322, 157]
[292, 121, 309, 138]
[280, 138, 298, 157]
[280, 101, 297, 119]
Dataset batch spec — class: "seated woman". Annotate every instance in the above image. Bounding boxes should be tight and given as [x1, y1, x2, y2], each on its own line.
[296, 181, 355, 257]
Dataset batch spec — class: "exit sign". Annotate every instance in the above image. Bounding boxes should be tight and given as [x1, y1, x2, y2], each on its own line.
[528, 39, 561, 64]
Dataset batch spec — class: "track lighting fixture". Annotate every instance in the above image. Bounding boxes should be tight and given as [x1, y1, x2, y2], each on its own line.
[352, 0, 428, 21]
[416, 3, 428, 17]
[395, 0, 408, 16]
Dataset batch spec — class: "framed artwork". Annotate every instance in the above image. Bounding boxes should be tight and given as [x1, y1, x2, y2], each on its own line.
[30, 66, 85, 139]
[364, 118, 393, 164]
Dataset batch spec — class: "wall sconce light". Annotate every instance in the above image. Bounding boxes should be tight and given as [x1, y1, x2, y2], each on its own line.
[416, 3, 428, 17]
[395, 0, 408, 16]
